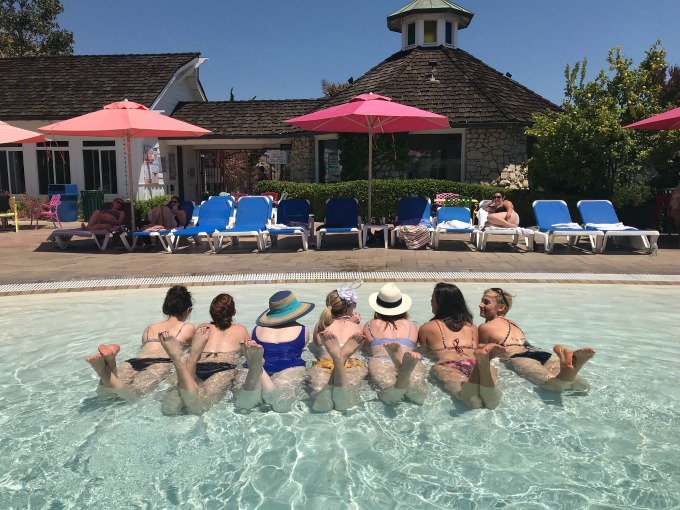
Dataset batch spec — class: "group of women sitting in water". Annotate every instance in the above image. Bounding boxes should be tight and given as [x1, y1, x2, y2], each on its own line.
[86, 282, 596, 414]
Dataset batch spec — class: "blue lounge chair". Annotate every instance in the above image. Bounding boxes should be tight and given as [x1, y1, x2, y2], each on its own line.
[121, 200, 195, 252]
[316, 198, 362, 249]
[390, 196, 434, 247]
[212, 196, 272, 252]
[263, 199, 312, 251]
[577, 200, 659, 254]
[532, 200, 602, 253]
[168, 199, 234, 252]
[432, 206, 475, 249]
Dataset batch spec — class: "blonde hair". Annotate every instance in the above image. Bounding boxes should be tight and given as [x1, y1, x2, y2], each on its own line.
[484, 288, 513, 313]
[317, 290, 350, 330]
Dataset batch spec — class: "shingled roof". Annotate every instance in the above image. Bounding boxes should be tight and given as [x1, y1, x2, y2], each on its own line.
[318, 46, 559, 127]
[171, 99, 324, 137]
[0, 53, 201, 120]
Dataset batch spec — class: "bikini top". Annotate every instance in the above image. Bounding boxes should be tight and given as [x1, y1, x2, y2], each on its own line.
[367, 320, 416, 348]
[142, 322, 189, 348]
[498, 317, 533, 348]
[495, 205, 507, 213]
[433, 320, 475, 354]
[101, 209, 121, 220]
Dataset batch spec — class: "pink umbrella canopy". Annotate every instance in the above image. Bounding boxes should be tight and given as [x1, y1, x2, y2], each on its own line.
[624, 106, 680, 130]
[0, 120, 46, 144]
[39, 100, 211, 231]
[285, 93, 449, 220]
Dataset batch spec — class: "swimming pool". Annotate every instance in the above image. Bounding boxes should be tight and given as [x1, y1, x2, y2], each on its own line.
[1, 282, 678, 509]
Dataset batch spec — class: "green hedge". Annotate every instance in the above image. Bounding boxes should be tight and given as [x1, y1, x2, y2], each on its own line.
[254, 179, 658, 229]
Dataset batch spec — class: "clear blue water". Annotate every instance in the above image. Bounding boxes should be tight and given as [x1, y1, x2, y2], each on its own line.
[0, 282, 679, 509]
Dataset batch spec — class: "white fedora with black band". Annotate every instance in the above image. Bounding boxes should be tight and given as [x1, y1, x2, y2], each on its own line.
[368, 283, 412, 316]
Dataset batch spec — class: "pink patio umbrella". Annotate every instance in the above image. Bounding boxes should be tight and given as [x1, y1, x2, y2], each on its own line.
[624, 106, 680, 130]
[284, 93, 449, 221]
[0, 120, 46, 144]
[39, 100, 211, 231]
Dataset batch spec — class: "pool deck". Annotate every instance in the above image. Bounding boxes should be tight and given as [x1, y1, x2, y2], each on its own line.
[1, 220, 679, 293]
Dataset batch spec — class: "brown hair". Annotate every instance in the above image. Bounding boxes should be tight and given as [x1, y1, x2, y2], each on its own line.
[373, 311, 409, 329]
[210, 293, 236, 330]
[484, 288, 513, 313]
[317, 290, 350, 331]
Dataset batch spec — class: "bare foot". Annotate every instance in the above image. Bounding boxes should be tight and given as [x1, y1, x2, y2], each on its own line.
[189, 325, 211, 364]
[81, 222, 88, 230]
[98, 344, 120, 370]
[158, 331, 184, 363]
[383, 342, 404, 368]
[85, 352, 106, 371]
[475, 343, 506, 362]
[319, 331, 343, 362]
[572, 348, 596, 368]
[243, 340, 264, 369]
[340, 333, 365, 362]
[394, 351, 421, 389]
[553, 345, 574, 369]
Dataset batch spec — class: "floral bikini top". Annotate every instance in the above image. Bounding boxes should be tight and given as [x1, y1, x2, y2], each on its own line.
[433, 320, 475, 354]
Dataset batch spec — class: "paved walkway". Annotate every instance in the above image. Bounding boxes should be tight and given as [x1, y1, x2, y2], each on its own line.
[0, 222, 680, 284]
[1, 220, 678, 291]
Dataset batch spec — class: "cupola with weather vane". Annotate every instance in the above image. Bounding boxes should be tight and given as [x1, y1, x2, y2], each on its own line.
[388, 0, 474, 51]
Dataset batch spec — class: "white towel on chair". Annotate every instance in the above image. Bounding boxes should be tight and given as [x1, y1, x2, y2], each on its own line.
[484, 226, 534, 237]
[437, 220, 472, 230]
[551, 222, 582, 229]
[268, 223, 306, 230]
[586, 222, 629, 230]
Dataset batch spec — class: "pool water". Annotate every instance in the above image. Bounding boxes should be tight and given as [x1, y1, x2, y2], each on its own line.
[0, 283, 678, 509]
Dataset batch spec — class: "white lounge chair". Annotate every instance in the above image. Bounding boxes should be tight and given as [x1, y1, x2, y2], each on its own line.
[474, 200, 536, 251]
[47, 226, 125, 251]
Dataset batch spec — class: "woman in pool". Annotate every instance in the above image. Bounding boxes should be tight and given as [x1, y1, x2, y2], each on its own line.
[363, 283, 427, 405]
[478, 288, 596, 391]
[159, 293, 250, 415]
[481, 191, 519, 228]
[419, 283, 505, 409]
[81, 197, 125, 231]
[309, 285, 367, 412]
[85, 285, 196, 397]
[236, 290, 314, 413]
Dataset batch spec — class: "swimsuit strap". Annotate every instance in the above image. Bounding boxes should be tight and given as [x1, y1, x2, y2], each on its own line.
[499, 317, 526, 347]
[367, 321, 376, 340]
[435, 320, 446, 341]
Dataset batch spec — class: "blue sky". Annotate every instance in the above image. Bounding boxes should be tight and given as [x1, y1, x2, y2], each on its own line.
[59, 0, 680, 105]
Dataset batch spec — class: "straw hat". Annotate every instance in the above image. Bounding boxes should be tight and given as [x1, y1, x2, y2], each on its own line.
[368, 283, 412, 316]
[256, 290, 315, 327]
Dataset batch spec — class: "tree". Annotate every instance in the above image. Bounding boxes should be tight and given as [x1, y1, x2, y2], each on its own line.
[527, 42, 680, 205]
[0, 0, 73, 57]
[321, 79, 351, 97]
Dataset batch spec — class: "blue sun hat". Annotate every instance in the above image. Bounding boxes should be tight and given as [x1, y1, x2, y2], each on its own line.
[256, 290, 315, 327]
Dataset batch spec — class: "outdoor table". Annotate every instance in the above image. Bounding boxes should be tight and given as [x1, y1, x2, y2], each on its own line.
[362, 223, 390, 248]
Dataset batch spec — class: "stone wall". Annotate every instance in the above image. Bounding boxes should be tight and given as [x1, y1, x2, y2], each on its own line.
[465, 128, 528, 189]
[289, 136, 316, 182]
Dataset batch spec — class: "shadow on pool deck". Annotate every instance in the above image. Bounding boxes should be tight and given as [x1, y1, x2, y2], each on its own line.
[1, 220, 679, 285]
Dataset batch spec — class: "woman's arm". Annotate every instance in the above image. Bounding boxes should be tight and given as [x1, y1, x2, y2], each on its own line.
[502, 200, 514, 220]
[312, 323, 324, 346]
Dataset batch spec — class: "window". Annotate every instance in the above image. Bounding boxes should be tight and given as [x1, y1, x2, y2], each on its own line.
[0, 150, 26, 194]
[37, 147, 71, 194]
[83, 147, 117, 193]
[424, 21, 437, 44]
[445, 22, 452, 45]
[407, 134, 462, 181]
[407, 23, 415, 46]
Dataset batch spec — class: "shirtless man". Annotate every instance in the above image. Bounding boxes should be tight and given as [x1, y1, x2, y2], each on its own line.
[478, 288, 596, 391]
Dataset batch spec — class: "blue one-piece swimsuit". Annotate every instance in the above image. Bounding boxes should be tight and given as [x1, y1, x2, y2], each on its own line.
[252, 325, 306, 374]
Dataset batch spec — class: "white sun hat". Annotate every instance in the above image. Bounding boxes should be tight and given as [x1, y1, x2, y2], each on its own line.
[368, 283, 412, 316]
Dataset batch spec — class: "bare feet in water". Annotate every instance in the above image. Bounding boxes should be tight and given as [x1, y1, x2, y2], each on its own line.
[98, 343, 120, 371]
[319, 331, 343, 363]
[553, 345, 574, 369]
[158, 331, 184, 362]
[383, 342, 405, 368]
[475, 343, 506, 362]
[555, 345, 596, 381]
[341, 333, 365, 361]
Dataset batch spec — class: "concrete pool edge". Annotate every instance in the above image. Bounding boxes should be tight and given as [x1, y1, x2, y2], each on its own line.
[1, 271, 679, 295]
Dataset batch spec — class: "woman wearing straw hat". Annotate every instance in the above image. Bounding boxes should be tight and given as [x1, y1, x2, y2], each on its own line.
[236, 290, 314, 412]
[309, 284, 368, 412]
[363, 283, 428, 405]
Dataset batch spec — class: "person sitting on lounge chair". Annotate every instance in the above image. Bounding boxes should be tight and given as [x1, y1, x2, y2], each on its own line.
[478, 288, 596, 392]
[481, 192, 519, 228]
[81, 197, 125, 231]
[144, 196, 187, 231]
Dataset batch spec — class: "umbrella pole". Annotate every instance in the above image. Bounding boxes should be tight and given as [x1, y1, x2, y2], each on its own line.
[125, 135, 136, 232]
[368, 130, 373, 223]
